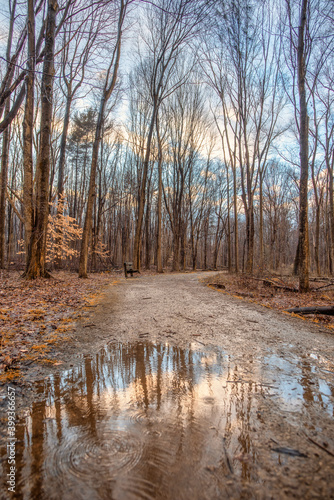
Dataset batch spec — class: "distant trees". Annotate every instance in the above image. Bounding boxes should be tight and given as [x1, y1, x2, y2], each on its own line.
[0, 0, 333, 278]
[79, 0, 130, 278]
[203, 0, 286, 274]
[132, 0, 212, 270]
[162, 81, 211, 271]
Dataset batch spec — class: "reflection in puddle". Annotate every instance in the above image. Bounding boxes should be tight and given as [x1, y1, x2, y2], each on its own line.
[1, 341, 333, 499]
[262, 353, 334, 415]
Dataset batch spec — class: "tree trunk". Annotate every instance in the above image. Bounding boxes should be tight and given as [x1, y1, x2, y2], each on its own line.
[297, 0, 310, 292]
[226, 167, 232, 272]
[287, 306, 334, 315]
[259, 169, 264, 273]
[55, 92, 72, 267]
[172, 224, 180, 271]
[79, 97, 106, 278]
[156, 113, 163, 273]
[25, 0, 57, 279]
[133, 105, 157, 270]
[145, 181, 151, 269]
[23, 0, 35, 266]
[233, 162, 239, 273]
[0, 120, 10, 268]
[245, 203, 254, 274]
[180, 221, 186, 271]
[328, 152, 334, 274]
[314, 205, 320, 276]
[0, 0, 17, 268]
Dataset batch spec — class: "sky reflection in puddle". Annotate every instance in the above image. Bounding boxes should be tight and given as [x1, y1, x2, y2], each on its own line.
[1, 341, 333, 499]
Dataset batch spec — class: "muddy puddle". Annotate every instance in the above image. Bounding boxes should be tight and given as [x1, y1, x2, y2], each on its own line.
[1, 341, 334, 499]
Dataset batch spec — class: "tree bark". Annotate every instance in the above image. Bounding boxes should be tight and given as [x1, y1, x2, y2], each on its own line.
[156, 113, 163, 273]
[55, 93, 72, 267]
[79, 97, 106, 278]
[233, 143, 239, 273]
[327, 152, 334, 274]
[287, 306, 334, 315]
[226, 166, 232, 272]
[297, 0, 310, 292]
[259, 169, 264, 273]
[0, 121, 10, 268]
[25, 0, 57, 279]
[23, 0, 35, 266]
[0, 0, 17, 268]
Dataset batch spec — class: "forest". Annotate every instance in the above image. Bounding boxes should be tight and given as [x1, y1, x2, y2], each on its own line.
[0, 0, 333, 292]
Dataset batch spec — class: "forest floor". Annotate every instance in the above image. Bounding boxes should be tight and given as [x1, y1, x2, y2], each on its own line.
[0, 269, 118, 379]
[205, 271, 334, 331]
[0, 271, 334, 499]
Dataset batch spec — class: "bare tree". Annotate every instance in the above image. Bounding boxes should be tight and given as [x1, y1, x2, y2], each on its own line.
[22, 0, 35, 265]
[79, 0, 129, 278]
[283, 0, 333, 289]
[203, 0, 286, 274]
[25, 0, 58, 278]
[296, 0, 310, 291]
[132, 0, 211, 270]
[0, 0, 17, 268]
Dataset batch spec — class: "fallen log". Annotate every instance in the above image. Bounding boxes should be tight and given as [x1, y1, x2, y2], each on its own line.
[286, 306, 334, 315]
[310, 277, 333, 282]
[314, 282, 334, 291]
[262, 279, 297, 292]
[210, 283, 226, 289]
[249, 277, 297, 292]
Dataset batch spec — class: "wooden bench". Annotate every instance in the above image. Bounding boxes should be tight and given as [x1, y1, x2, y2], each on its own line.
[124, 262, 140, 278]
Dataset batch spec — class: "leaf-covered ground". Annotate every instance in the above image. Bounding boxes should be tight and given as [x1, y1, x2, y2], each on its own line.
[205, 272, 334, 331]
[0, 270, 118, 380]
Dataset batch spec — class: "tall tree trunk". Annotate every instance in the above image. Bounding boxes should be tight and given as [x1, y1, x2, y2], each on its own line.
[145, 180, 151, 269]
[297, 0, 309, 292]
[133, 105, 157, 270]
[245, 203, 254, 274]
[203, 218, 208, 270]
[259, 169, 264, 273]
[156, 113, 163, 273]
[0, 119, 10, 268]
[0, 0, 17, 268]
[79, 97, 106, 278]
[6, 191, 13, 267]
[56, 93, 72, 265]
[23, 0, 35, 266]
[57, 91, 72, 201]
[78, 0, 125, 278]
[180, 221, 186, 270]
[328, 152, 334, 274]
[172, 222, 180, 271]
[226, 166, 232, 272]
[25, 0, 57, 279]
[314, 205, 320, 276]
[213, 207, 221, 270]
[233, 162, 239, 273]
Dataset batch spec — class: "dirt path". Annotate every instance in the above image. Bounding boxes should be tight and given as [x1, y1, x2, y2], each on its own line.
[1, 272, 334, 499]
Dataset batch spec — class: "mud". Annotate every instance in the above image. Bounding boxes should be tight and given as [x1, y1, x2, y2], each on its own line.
[1, 272, 334, 499]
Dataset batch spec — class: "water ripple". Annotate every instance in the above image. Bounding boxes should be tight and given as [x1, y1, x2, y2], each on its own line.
[54, 429, 143, 480]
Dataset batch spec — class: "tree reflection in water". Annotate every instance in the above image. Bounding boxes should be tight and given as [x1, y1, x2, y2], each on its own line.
[3, 341, 333, 500]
